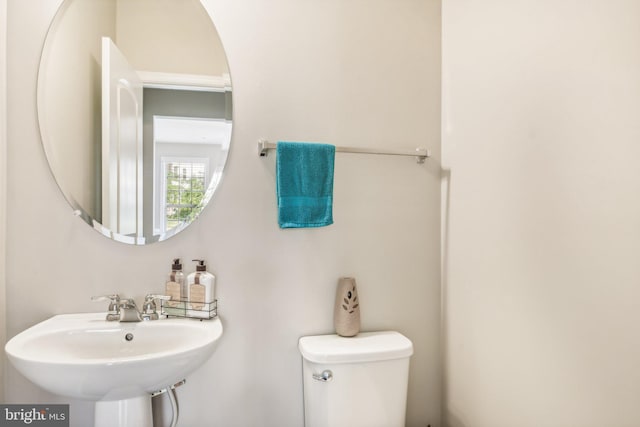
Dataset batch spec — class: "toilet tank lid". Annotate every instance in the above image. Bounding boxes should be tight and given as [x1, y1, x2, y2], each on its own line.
[298, 331, 413, 364]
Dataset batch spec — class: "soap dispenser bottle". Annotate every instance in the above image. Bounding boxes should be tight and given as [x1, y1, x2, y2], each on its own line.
[187, 259, 215, 318]
[165, 258, 185, 314]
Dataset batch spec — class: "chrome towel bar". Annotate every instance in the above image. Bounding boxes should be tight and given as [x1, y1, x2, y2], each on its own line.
[257, 139, 430, 164]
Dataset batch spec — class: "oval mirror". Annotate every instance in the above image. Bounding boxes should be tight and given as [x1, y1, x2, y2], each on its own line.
[38, 0, 232, 245]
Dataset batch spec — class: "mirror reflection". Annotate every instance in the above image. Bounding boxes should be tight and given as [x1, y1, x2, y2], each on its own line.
[38, 0, 232, 244]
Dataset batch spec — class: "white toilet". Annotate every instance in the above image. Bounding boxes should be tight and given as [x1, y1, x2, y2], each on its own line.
[299, 331, 413, 427]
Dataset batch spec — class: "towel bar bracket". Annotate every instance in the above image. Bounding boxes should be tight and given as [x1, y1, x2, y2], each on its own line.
[257, 139, 429, 164]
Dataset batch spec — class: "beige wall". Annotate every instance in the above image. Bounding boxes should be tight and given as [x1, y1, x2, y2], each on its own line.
[0, 0, 7, 404]
[442, 1, 640, 426]
[5, 1, 441, 426]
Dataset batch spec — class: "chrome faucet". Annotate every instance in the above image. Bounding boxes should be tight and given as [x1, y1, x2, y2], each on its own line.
[91, 294, 170, 322]
[118, 298, 142, 322]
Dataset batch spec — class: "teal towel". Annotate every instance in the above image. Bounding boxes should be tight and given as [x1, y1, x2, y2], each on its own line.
[276, 141, 335, 228]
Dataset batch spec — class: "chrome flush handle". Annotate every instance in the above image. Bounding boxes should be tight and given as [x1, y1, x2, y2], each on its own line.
[312, 370, 333, 382]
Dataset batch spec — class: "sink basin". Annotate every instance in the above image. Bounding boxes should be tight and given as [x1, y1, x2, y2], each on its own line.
[5, 313, 223, 427]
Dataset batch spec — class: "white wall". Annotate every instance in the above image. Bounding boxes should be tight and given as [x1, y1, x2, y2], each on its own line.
[0, 0, 7, 404]
[442, 1, 640, 427]
[5, 1, 441, 426]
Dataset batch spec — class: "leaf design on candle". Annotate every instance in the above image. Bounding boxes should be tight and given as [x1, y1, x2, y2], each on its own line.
[339, 281, 359, 314]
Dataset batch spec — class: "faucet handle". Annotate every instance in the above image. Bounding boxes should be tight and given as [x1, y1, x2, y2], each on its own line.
[144, 294, 171, 303]
[91, 294, 120, 321]
[91, 294, 120, 303]
[142, 294, 171, 320]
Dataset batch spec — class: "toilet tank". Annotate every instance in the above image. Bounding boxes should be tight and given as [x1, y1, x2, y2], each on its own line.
[299, 331, 413, 427]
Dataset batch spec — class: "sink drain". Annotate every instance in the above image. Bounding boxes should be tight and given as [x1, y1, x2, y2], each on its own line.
[125, 333, 134, 342]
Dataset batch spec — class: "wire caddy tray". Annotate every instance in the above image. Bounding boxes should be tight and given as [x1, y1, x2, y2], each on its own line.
[160, 299, 218, 320]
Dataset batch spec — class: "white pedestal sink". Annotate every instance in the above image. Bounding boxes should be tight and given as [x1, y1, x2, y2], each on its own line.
[5, 313, 223, 427]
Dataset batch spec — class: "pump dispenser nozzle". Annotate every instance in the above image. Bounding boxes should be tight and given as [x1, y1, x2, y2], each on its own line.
[192, 259, 206, 272]
[165, 258, 186, 313]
